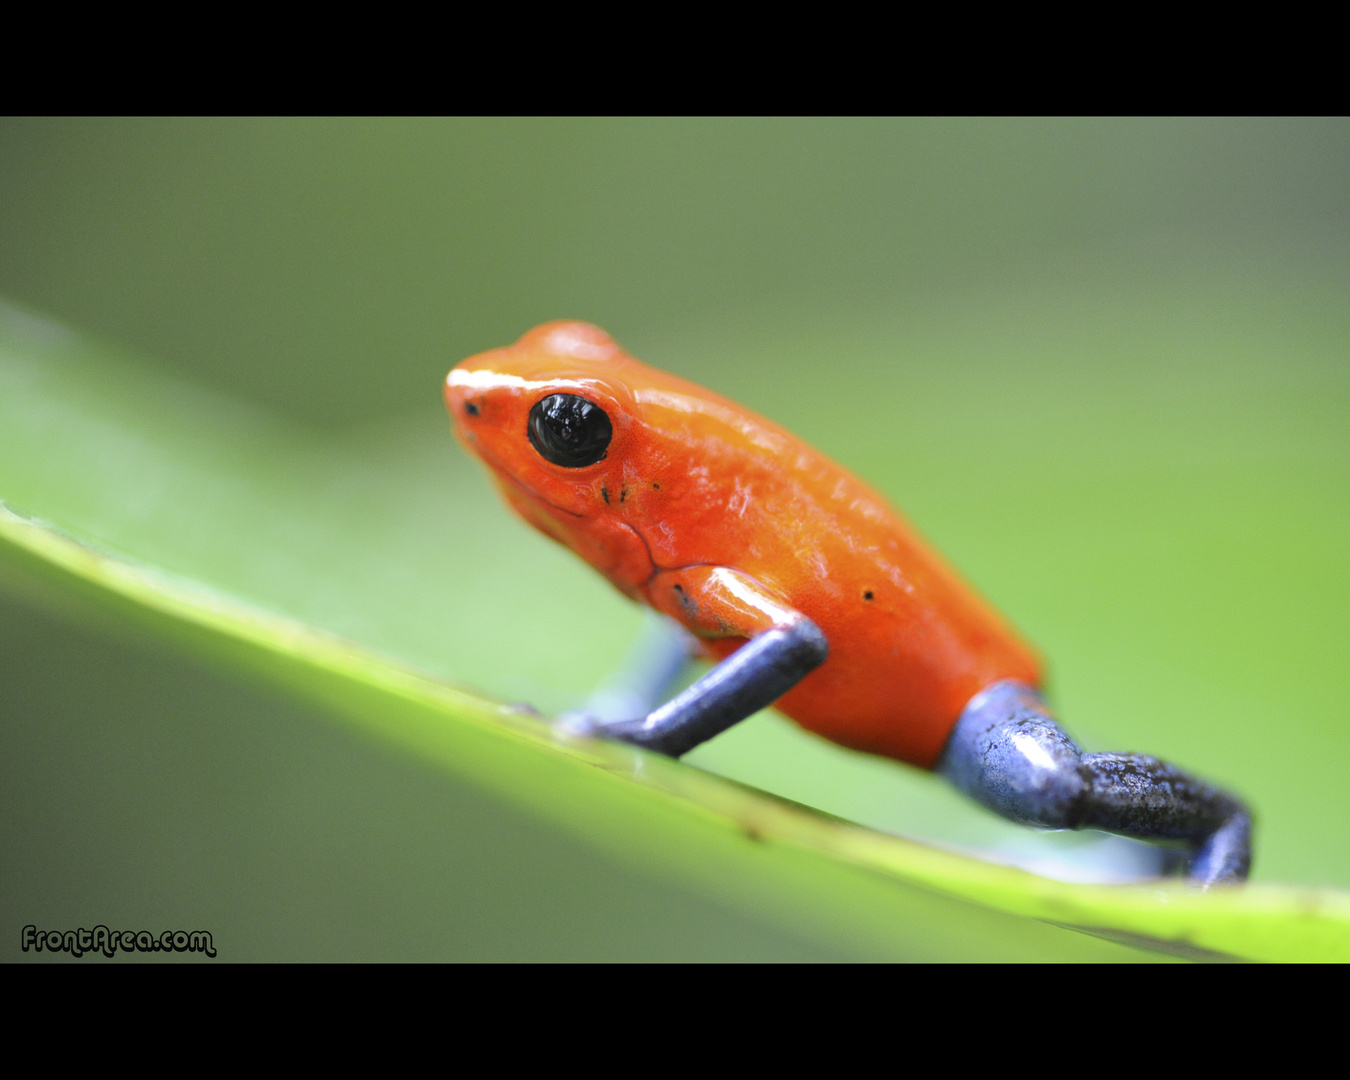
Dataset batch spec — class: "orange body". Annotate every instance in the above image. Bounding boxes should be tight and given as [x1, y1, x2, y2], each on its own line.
[446, 322, 1042, 768]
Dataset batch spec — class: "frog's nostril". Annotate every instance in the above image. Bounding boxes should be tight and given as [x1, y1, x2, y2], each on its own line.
[464, 401, 480, 417]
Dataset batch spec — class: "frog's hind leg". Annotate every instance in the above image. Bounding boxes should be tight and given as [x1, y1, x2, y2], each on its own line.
[936, 681, 1251, 887]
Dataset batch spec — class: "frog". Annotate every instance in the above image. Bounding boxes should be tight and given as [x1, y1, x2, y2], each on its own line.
[445, 321, 1251, 886]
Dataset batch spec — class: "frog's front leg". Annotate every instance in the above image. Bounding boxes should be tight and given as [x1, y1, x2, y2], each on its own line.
[937, 681, 1252, 886]
[562, 567, 827, 759]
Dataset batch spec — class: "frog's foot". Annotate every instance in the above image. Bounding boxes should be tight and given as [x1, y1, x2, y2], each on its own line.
[1189, 807, 1253, 885]
[554, 709, 608, 738]
[938, 681, 1252, 887]
[556, 613, 697, 741]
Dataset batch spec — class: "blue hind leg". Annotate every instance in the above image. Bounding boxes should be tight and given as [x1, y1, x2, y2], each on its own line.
[937, 681, 1251, 886]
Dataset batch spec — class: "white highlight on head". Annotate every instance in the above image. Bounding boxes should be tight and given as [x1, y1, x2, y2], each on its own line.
[447, 369, 546, 394]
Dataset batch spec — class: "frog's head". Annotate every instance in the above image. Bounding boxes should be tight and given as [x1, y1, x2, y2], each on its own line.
[446, 322, 655, 591]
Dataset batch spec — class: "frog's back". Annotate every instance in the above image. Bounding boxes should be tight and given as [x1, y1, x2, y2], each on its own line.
[614, 350, 1042, 768]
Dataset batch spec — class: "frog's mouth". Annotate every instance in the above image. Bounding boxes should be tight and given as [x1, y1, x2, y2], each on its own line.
[472, 442, 584, 520]
[472, 442, 659, 591]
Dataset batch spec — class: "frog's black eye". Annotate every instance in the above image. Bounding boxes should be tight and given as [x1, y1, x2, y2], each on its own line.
[528, 393, 613, 468]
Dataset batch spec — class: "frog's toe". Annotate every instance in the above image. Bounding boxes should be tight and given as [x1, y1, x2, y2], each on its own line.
[555, 710, 609, 738]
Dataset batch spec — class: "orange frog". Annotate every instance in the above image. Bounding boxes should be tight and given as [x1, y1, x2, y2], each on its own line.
[446, 322, 1251, 885]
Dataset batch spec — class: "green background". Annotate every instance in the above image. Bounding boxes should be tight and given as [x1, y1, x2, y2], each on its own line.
[2, 118, 1347, 960]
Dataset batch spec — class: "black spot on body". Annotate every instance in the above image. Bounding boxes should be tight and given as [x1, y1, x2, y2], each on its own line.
[601, 485, 609, 504]
[863, 590, 874, 601]
[672, 583, 698, 618]
[652, 482, 661, 490]
[464, 402, 479, 417]
[620, 486, 628, 503]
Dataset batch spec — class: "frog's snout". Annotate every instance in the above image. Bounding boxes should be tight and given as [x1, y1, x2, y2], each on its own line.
[443, 370, 465, 413]
[444, 368, 480, 428]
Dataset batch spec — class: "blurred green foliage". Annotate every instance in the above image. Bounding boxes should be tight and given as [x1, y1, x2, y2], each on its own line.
[2, 118, 1345, 425]
[2, 119, 1348, 960]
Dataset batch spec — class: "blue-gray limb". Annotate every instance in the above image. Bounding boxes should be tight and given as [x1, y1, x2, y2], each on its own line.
[937, 681, 1252, 887]
[561, 613, 828, 760]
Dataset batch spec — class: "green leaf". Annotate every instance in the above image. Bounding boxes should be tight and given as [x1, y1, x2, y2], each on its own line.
[4, 299, 1349, 961]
